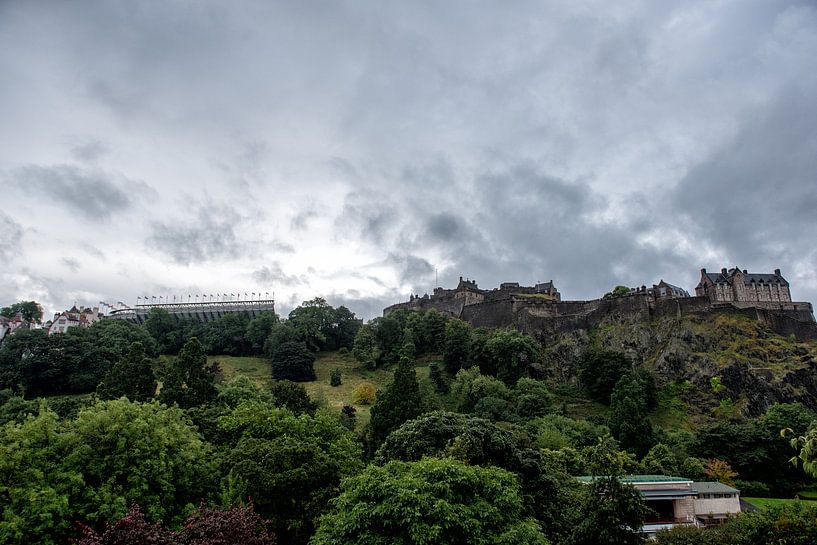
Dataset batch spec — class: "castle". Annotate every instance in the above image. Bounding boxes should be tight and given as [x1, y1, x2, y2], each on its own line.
[384, 267, 816, 340]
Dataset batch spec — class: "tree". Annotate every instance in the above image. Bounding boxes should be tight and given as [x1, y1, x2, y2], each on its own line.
[641, 443, 681, 476]
[268, 380, 318, 415]
[514, 378, 553, 419]
[329, 368, 341, 387]
[287, 298, 331, 352]
[572, 476, 651, 545]
[450, 367, 512, 413]
[244, 311, 279, 353]
[351, 324, 378, 368]
[484, 329, 540, 386]
[311, 458, 549, 545]
[217, 401, 362, 544]
[65, 400, 215, 525]
[369, 356, 422, 448]
[603, 285, 631, 299]
[369, 315, 403, 363]
[96, 342, 157, 401]
[0, 409, 80, 544]
[578, 349, 632, 404]
[203, 313, 250, 355]
[789, 422, 817, 478]
[74, 503, 276, 545]
[159, 337, 218, 408]
[270, 341, 316, 382]
[263, 321, 302, 357]
[351, 382, 375, 405]
[144, 307, 180, 354]
[608, 373, 654, 458]
[428, 362, 450, 393]
[443, 318, 471, 374]
[374, 411, 582, 542]
[0, 301, 43, 323]
[703, 458, 738, 485]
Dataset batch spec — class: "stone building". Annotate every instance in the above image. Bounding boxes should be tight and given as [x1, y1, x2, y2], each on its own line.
[696, 267, 792, 303]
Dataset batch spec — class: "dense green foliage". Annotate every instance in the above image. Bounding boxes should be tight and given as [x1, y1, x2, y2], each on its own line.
[655, 503, 817, 545]
[217, 400, 362, 544]
[578, 349, 632, 404]
[270, 341, 317, 382]
[608, 372, 655, 457]
[96, 341, 157, 401]
[311, 458, 550, 545]
[0, 320, 156, 396]
[0, 301, 42, 323]
[159, 338, 218, 408]
[368, 355, 422, 450]
[1, 295, 816, 545]
[0, 400, 212, 545]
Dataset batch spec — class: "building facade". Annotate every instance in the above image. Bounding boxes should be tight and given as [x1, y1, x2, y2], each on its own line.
[48, 306, 102, 335]
[696, 267, 792, 303]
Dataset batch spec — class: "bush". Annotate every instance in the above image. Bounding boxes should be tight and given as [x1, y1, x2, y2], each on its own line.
[351, 382, 376, 405]
[270, 341, 316, 382]
[329, 368, 342, 387]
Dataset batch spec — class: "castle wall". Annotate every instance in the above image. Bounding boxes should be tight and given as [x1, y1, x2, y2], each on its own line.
[461, 299, 515, 328]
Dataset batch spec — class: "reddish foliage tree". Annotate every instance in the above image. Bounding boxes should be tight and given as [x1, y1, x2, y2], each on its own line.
[177, 503, 275, 545]
[74, 504, 275, 545]
[74, 505, 174, 545]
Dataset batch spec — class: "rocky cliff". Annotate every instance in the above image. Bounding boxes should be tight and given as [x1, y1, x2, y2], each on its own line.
[535, 312, 817, 418]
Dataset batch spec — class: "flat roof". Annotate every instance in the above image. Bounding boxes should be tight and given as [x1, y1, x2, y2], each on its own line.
[577, 475, 691, 484]
[693, 482, 740, 494]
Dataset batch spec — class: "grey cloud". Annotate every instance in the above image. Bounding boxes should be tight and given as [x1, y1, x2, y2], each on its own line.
[426, 212, 464, 242]
[672, 86, 817, 262]
[251, 263, 305, 287]
[8, 164, 154, 220]
[335, 190, 398, 244]
[147, 204, 245, 265]
[70, 139, 109, 162]
[60, 257, 81, 273]
[386, 253, 435, 286]
[0, 212, 23, 261]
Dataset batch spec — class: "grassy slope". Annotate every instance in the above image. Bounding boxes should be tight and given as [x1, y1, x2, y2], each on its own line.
[743, 497, 804, 509]
[211, 352, 434, 428]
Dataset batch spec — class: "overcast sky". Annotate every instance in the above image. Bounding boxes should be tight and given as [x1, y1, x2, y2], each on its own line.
[1, 1, 816, 321]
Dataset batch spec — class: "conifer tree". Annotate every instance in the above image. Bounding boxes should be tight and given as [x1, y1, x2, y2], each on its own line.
[369, 352, 422, 450]
[97, 342, 157, 402]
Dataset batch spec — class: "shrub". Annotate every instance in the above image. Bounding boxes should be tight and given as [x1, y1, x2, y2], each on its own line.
[329, 368, 342, 387]
[351, 382, 376, 405]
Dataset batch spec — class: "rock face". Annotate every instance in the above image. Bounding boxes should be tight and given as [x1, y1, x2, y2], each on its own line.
[535, 312, 817, 417]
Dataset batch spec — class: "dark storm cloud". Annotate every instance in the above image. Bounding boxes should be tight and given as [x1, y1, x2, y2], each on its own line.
[251, 263, 305, 287]
[671, 86, 817, 265]
[426, 212, 464, 242]
[386, 253, 435, 285]
[8, 165, 154, 220]
[0, 212, 22, 261]
[146, 204, 245, 265]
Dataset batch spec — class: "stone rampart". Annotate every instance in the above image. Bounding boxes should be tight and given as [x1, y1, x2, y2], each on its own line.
[384, 288, 817, 340]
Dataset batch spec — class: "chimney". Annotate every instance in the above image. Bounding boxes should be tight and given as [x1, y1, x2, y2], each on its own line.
[721, 268, 727, 275]
[701, 268, 706, 275]
[743, 269, 748, 274]
[459, 276, 463, 282]
[774, 268, 781, 276]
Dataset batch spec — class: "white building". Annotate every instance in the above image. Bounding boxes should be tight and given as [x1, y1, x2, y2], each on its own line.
[48, 306, 102, 335]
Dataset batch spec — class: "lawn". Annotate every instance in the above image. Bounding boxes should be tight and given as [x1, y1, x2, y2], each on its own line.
[210, 351, 435, 429]
[743, 497, 804, 509]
